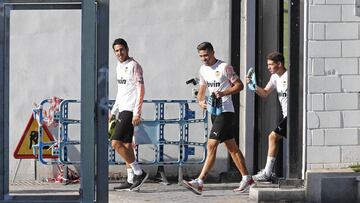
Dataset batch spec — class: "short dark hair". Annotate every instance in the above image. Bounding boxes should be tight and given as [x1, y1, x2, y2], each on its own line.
[267, 51, 284, 65]
[112, 38, 128, 50]
[197, 42, 214, 52]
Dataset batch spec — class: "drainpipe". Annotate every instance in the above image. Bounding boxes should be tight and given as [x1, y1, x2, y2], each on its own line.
[302, 0, 308, 180]
[357, 176, 360, 202]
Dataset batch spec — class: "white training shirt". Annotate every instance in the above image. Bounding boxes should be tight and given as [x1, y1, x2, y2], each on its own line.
[199, 60, 239, 113]
[111, 57, 145, 117]
[265, 71, 288, 117]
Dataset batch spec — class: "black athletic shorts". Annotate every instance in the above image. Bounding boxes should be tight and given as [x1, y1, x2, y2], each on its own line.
[209, 112, 235, 143]
[112, 111, 134, 143]
[274, 116, 287, 137]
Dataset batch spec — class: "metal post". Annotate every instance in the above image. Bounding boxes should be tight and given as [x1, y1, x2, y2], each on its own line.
[155, 102, 169, 184]
[0, 0, 9, 200]
[96, 0, 109, 202]
[240, 0, 256, 174]
[0, 0, 9, 199]
[81, 0, 96, 202]
[287, 0, 302, 179]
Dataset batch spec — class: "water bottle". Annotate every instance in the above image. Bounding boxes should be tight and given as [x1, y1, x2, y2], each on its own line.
[215, 97, 222, 116]
[206, 93, 216, 115]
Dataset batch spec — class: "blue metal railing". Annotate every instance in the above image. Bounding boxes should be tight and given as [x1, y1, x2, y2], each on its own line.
[32, 99, 208, 169]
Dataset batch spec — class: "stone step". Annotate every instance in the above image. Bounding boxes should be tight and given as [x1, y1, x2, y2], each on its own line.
[250, 185, 306, 203]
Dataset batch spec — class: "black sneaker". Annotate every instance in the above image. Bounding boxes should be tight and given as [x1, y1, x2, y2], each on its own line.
[129, 170, 149, 191]
[114, 181, 133, 191]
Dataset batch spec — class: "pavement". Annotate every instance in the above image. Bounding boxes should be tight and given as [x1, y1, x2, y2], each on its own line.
[9, 180, 257, 203]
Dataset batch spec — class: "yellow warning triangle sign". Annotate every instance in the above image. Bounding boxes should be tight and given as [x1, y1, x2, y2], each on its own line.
[13, 114, 58, 159]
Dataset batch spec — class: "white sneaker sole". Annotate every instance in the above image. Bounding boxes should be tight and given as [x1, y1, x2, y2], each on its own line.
[114, 188, 131, 192]
[233, 186, 250, 193]
[233, 182, 255, 193]
[182, 180, 202, 195]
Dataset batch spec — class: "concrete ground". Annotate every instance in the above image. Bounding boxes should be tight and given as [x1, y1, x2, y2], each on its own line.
[8, 180, 256, 203]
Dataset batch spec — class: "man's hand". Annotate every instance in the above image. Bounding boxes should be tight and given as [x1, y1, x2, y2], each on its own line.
[132, 115, 141, 126]
[198, 100, 207, 109]
[214, 91, 225, 98]
[108, 114, 115, 121]
[246, 67, 257, 91]
[245, 76, 251, 84]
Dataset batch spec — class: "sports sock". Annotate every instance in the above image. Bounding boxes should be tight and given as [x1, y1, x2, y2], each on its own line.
[129, 161, 143, 176]
[264, 156, 276, 176]
[196, 178, 204, 185]
[127, 168, 134, 184]
[242, 175, 251, 182]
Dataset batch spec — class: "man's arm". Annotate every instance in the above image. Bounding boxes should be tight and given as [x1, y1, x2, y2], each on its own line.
[246, 76, 273, 98]
[255, 86, 272, 98]
[215, 64, 243, 98]
[132, 64, 145, 126]
[197, 84, 207, 109]
[215, 79, 243, 98]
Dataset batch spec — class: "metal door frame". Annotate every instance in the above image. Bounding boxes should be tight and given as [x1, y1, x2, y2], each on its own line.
[254, 0, 304, 178]
[0, 0, 109, 202]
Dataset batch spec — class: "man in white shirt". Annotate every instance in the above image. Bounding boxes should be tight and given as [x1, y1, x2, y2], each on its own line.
[247, 51, 288, 182]
[183, 42, 254, 195]
[110, 38, 147, 191]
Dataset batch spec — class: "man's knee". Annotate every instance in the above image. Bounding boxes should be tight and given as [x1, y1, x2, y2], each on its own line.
[224, 139, 240, 154]
[111, 140, 122, 149]
[207, 140, 219, 152]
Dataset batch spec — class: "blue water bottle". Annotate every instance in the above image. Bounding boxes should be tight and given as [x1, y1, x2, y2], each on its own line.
[207, 93, 216, 115]
[215, 97, 222, 115]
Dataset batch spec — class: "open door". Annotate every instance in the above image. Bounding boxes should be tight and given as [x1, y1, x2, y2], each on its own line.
[254, 0, 303, 178]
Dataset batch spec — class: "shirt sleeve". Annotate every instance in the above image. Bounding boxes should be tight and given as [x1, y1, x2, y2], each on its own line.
[132, 63, 145, 116]
[199, 68, 206, 86]
[225, 65, 239, 84]
[110, 100, 119, 116]
[264, 74, 276, 92]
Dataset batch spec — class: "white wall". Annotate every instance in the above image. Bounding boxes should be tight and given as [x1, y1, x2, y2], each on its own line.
[9, 0, 232, 180]
[9, 9, 81, 180]
[108, 0, 231, 178]
[305, 0, 360, 169]
[108, 0, 231, 100]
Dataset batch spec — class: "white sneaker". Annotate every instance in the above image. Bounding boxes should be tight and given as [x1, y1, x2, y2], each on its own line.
[233, 177, 255, 193]
[182, 179, 203, 195]
[252, 170, 272, 182]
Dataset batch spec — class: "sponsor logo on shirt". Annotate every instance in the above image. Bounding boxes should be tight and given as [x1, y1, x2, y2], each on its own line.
[207, 80, 220, 87]
[118, 78, 127, 84]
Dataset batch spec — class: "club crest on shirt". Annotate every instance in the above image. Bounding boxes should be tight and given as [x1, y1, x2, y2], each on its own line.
[124, 67, 129, 73]
[215, 71, 221, 78]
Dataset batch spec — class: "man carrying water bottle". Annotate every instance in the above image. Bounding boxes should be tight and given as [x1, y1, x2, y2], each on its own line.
[182, 42, 254, 195]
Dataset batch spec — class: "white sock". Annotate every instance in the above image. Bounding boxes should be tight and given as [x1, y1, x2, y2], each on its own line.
[129, 161, 143, 176]
[196, 178, 204, 185]
[127, 168, 134, 184]
[264, 156, 276, 176]
[242, 175, 251, 181]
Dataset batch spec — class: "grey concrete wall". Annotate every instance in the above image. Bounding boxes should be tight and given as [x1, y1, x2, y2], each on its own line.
[305, 1, 360, 169]
[306, 169, 359, 203]
[9, 0, 232, 181]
